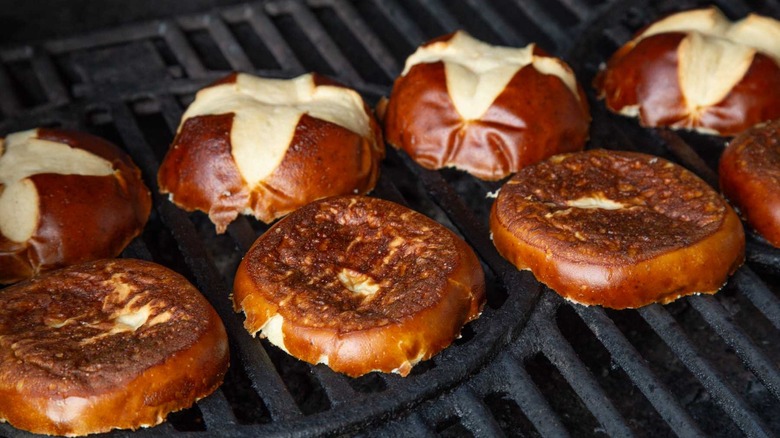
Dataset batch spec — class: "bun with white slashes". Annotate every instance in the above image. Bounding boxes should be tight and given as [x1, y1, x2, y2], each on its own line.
[0, 128, 151, 284]
[158, 72, 384, 233]
[382, 31, 590, 181]
[595, 7, 780, 136]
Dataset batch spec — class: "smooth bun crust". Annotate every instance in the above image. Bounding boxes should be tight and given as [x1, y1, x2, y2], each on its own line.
[233, 196, 485, 377]
[157, 72, 384, 233]
[0, 129, 151, 284]
[595, 7, 780, 136]
[0, 259, 229, 436]
[720, 119, 780, 246]
[383, 31, 590, 181]
[490, 150, 745, 309]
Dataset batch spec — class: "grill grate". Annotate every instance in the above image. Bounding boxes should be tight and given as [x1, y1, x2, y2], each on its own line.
[2, 0, 780, 436]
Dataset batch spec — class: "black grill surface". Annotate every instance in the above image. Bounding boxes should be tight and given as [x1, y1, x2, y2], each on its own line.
[1, 0, 780, 437]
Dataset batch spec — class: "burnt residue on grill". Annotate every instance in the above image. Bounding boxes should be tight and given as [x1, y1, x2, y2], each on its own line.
[1, 0, 780, 437]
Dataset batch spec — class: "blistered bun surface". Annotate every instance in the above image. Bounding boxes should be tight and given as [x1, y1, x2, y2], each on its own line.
[0, 259, 229, 436]
[490, 150, 745, 309]
[720, 119, 780, 247]
[595, 7, 780, 135]
[0, 129, 151, 284]
[383, 31, 590, 181]
[233, 195, 485, 377]
[157, 72, 384, 233]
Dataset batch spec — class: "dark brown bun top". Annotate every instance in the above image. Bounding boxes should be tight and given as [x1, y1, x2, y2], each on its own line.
[490, 149, 745, 309]
[0, 128, 151, 284]
[720, 119, 780, 247]
[157, 72, 385, 233]
[0, 258, 229, 436]
[383, 30, 590, 181]
[234, 195, 485, 376]
[595, 7, 780, 136]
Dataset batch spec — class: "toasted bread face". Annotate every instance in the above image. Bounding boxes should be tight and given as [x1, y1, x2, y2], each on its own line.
[233, 195, 485, 377]
[491, 150, 745, 309]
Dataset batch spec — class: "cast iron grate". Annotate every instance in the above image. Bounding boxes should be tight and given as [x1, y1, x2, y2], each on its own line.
[1, 0, 779, 436]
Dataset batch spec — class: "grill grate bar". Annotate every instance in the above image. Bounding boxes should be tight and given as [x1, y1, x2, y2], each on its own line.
[688, 295, 780, 401]
[510, 0, 570, 47]
[30, 49, 69, 106]
[161, 21, 208, 79]
[639, 304, 773, 437]
[463, 0, 524, 46]
[322, 0, 401, 79]
[270, 0, 362, 84]
[733, 268, 780, 331]
[370, 412, 435, 437]
[538, 309, 636, 438]
[452, 386, 506, 437]
[575, 306, 706, 437]
[311, 366, 360, 407]
[204, 14, 256, 72]
[416, 0, 460, 33]
[499, 354, 571, 437]
[368, 0, 427, 47]
[41, 21, 159, 54]
[554, 0, 592, 20]
[198, 389, 239, 429]
[245, 4, 305, 74]
[0, 64, 22, 115]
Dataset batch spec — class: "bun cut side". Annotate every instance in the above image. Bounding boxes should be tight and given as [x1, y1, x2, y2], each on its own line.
[490, 150, 745, 309]
[234, 196, 485, 377]
[0, 259, 229, 436]
[720, 119, 780, 247]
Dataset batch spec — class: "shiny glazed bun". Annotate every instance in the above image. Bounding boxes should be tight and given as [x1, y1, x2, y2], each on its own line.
[233, 196, 485, 377]
[0, 259, 229, 436]
[720, 119, 780, 247]
[158, 72, 384, 233]
[0, 128, 151, 284]
[383, 31, 590, 181]
[595, 7, 780, 135]
[490, 149, 745, 309]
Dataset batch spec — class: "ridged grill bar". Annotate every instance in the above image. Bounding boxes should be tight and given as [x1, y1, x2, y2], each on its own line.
[1, 0, 779, 437]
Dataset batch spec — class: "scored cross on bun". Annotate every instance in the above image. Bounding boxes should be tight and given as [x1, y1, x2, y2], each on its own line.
[595, 7, 780, 136]
[383, 31, 590, 181]
[0, 128, 151, 284]
[158, 72, 385, 233]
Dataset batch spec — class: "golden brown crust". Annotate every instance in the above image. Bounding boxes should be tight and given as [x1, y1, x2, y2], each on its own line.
[0, 129, 151, 284]
[233, 195, 485, 377]
[0, 259, 229, 436]
[595, 30, 780, 136]
[157, 72, 385, 233]
[720, 119, 780, 247]
[490, 150, 745, 309]
[383, 35, 590, 181]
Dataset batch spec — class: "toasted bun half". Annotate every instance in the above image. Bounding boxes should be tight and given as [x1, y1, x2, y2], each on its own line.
[233, 196, 485, 377]
[0, 259, 229, 436]
[595, 7, 780, 136]
[490, 150, 745, 309]
[0, 128, 151, 284]
[720, 119, 780, 247]
[383, 31, 590, 181]
[157, 72, 385, 233]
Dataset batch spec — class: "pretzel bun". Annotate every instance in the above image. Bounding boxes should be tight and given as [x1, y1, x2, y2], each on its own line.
[490, 150, 745, 309]
[0, 259, 229, 436]
[158, 72, 384, 233]
[233, 196, 485, 377]
[383, 31, 590, 181]
[720, 119, 780, 247]
[595, 7, 780, 136]
[0, 129, 151, 284]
